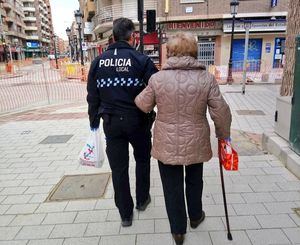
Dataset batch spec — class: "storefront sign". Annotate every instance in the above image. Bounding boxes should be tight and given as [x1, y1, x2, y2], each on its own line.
[166, 21, 222, 31]
[185, 7, 193, 13]
[180, 0, 204, 3]
[223, 20, 286, 33]
[84, 22, 94, 35]
[266, 43, 271, 53]
[26, 41, 39, 48]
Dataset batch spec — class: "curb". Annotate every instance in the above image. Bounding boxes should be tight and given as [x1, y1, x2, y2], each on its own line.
[262, 131, 300, 179]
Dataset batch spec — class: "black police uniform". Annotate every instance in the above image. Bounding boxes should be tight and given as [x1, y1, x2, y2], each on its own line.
[87, 41, 158, 220]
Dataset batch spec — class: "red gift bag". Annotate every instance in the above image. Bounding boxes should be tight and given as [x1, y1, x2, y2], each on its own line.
[218, 139, 239, 171]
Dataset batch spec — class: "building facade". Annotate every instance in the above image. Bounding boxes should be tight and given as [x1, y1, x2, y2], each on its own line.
[22, 0, 54, 58]
[0, 0, 27, 62]
[90, 0, 288, 73]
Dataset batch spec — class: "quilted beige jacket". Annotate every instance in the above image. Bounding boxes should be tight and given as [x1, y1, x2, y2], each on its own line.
[135, 56, 232, 165]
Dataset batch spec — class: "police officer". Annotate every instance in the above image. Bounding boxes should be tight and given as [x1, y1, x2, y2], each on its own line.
[87, 18, 158, 227]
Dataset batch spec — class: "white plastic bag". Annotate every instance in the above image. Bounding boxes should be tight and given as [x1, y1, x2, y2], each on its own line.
[79, 128, 105, 168]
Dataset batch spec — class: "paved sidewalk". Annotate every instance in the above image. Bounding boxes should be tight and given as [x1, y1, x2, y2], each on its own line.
[0, 84, 300, 245]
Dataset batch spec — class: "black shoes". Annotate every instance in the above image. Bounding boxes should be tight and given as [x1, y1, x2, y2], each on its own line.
[136, 195, 151, 211]
[172, 234, 185, 245]
[190, 211, 206, 229]
[121, 214, 133, 227]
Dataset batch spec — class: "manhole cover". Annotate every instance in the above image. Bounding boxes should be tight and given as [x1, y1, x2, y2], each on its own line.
[293, 208, 300, 217]
[39, 135, 73, 144]
[46, 173, 110, 202]
[236, 110, 266, 116]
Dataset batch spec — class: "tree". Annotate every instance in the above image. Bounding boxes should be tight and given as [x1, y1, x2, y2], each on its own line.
[280, 0, 300, 96]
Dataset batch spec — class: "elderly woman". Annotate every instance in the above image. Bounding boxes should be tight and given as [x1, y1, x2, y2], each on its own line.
[135, 32, 231, 245]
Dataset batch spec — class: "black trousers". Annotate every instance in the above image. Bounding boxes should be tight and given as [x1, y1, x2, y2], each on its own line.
[158, 161, 204, 234]
[103, 114, 151, 220]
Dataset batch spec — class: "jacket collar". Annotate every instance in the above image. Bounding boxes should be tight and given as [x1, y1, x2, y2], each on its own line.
[162, 56, 206, 71]
[107, 41, 134, 50]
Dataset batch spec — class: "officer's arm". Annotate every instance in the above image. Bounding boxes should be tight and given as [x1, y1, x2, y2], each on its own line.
[87, 58, 101, 129]
[142, 57, 158, 85]
[135, 77, 156, 113]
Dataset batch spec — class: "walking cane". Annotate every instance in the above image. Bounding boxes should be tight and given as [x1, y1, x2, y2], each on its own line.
[218, 140, 233, 241]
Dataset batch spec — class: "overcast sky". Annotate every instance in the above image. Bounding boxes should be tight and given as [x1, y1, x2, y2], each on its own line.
[50, 0, 79, 40]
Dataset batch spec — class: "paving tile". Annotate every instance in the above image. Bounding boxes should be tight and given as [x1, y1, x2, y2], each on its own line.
[42, 212, 77, 224]
[74, 210, 108, 223]
[221, 215, 261, 230]
[210, 230, 252, 245]
[283, 228, 300, 244]
[138, 206, 168, 219]
[20, 179, 46, 187]
[0, 187, 28, 195]
[136, 233, 173, 245]
[271, 191, 300, 202]
[16, 173, 41, 180]
[289, 213, 300, 226]
[0, 204, 10, 214]
[264, 202, 297, 214]
[10, 213, 46, 226]
[0, 226, 21, 240]
[63, 237, 100, 245]
[232, 203, 269, 215]
[6, 204, 38, 214]
[185, 231, 213, 245]
[256, 175, 288, 184]
[0, 215, 15, 226]
[65, 200, 97, 212]
[50, 223, 87, 238]
[241, 192, 275, 203]
[35, 202, 68, 213]
[204, 204, 236, 217]
[277, 182, 300, 191]
[120, 219, 154, 234]
[85, 221, 120, 236]
[230, 175, 259, 184]
[238, 168, 266, 176]
[212, 193, 245, 204]
[29, 194, 48, 203]
[190, 217, 225, 231]
[246, 229, 290, 245]
[27, 239, 64, 245]
[249, 183, 281, 192]
[154, 219, 170, 233]
[2, 194, 33, 204]
[24, 185, 54, 194]
[0, 241, 28, 245]
[15, 225, 54, 240]
[0, 179, 23, 188]
[256, 214, 297, 228]
[99, 235, 136, 245]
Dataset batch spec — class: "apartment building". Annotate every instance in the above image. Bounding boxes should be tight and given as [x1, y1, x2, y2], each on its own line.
[22, 0, 54, 58]
[0, 0, 27, 62]
[91, 0, 288, 71]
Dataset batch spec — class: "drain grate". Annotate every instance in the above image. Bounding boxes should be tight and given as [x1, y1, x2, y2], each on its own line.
[236, 110, 266, 116]
[46, 173, 110, 202]
[293, 208, 300, 217]
[39, 135, 73, 144]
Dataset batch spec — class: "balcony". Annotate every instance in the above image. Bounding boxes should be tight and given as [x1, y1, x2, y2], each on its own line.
[42, 38, 50, 43]
[22, 0, 35, 2]
[25, 25, 38, 31]
[26, 35, 39, 40]
[3, 0, 14, 10]
[93, 0, 157, 33]
[24, 16, 37, 22]
[7, 30, 27, 39]
[23, 6, 35, 12]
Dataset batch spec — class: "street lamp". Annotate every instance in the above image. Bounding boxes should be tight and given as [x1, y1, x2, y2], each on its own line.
[52, 34, 59, 69]
[74, 10, 84, 66]
[73, 35, 78, 62]
[226, 0, 239, 84]
[65, 27, 73, 62]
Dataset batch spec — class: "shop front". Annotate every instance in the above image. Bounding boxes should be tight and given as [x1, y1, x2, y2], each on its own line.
[222, 18, 287, 72]
[161, 20, 223, 66]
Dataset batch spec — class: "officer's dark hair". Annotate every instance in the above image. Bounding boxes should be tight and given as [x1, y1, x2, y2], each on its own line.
[113, 18, 135, 42]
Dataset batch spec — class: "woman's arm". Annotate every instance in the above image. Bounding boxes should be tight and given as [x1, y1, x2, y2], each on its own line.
[207, 75, 232, 139]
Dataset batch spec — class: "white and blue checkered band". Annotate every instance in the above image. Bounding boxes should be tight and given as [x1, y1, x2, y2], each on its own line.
[97, 78, 143, 88]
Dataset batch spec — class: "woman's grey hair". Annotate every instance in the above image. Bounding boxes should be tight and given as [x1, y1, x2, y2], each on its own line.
[167, 32, 198, 59]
